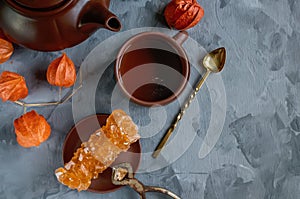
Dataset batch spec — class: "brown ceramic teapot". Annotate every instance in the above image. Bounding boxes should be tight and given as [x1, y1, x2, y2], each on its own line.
[0, 0, 121, 51]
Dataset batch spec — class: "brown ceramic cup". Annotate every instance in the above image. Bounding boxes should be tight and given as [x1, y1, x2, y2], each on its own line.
[115, 31, 190, 106]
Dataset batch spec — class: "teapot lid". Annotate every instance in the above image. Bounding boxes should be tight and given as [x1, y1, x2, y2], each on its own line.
[13, 0, 66, 9]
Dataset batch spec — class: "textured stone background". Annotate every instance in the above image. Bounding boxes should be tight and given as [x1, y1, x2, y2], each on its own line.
[0, 0, 300, 199]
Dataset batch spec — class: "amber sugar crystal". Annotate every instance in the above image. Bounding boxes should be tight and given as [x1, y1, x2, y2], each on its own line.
[55, 110, 140, 191]
[102, 109, 139, 150]
[55, 146, 107, 191]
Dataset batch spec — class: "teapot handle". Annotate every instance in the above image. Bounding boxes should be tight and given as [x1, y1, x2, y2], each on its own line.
[78, 0, 121, 33]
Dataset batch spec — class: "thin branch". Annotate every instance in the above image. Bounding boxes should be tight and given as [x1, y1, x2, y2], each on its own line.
[58, 87, 62, 101]
[13, 69, 83, 108]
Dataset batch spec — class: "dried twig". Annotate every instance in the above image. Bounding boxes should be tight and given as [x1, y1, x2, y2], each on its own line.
[13, 70, 83, 108]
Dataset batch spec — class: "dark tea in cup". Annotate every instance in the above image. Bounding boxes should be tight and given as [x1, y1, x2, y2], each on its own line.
[115, 31, 190, 106]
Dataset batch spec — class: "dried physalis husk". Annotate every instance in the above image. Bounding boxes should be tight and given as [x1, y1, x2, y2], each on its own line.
[164, 0, 204, 30]
[46, 53, 76, 87]
[0, 38, 13, 64]
[0, 71, 28, 102]
[14, 110, 51, 148]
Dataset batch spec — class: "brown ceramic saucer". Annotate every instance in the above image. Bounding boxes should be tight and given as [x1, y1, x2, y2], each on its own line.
[62, 114, 141, 193]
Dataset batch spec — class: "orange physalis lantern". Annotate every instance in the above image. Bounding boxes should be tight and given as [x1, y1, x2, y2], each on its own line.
[0, 38, 13, 64]
[0, 71, 28, 102]
[46, 53, 76, 87]
[164, 0, 204, 30]
[14, 110, 51, 148]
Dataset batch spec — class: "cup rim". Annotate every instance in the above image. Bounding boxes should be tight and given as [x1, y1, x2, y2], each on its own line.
[114, 31, 190, 106]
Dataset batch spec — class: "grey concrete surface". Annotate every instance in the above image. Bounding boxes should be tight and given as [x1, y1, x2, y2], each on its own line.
[0, 0, 299, 198]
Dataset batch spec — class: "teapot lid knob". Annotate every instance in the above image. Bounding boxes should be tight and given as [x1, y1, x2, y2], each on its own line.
[11, 0, 66, 9]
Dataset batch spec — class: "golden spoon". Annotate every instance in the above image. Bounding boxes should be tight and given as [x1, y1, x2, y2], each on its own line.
[152, 47, 226, 158]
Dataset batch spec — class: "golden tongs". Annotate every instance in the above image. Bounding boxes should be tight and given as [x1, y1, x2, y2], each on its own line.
[112, 163, 181, 199]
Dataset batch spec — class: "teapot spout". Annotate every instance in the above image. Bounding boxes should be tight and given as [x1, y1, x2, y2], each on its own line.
[78, 1, 121, 33]
[105, 15, 122, 32]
